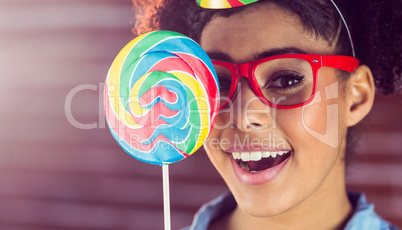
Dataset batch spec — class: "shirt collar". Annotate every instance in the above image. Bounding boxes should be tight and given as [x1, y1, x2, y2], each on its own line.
[186, 191, 396, 230]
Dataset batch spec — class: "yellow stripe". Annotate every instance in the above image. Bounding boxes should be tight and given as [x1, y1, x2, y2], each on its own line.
[108, 33, 148, 128]
[171, 72, 210, 155]
[200, 0, 231, 9]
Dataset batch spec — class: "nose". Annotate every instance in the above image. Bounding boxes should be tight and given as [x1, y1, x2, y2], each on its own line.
[230, 77, 272, 132]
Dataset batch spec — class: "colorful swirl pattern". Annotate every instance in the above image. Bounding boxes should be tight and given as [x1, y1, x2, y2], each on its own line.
[104, 31, 219, 165]
[196, 0, 259, 9]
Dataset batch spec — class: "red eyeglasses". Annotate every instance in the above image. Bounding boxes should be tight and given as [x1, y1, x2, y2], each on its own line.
[212, 54, 359, 109]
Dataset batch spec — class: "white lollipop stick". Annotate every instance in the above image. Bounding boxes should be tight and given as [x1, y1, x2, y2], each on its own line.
[162, 164, 171, 230]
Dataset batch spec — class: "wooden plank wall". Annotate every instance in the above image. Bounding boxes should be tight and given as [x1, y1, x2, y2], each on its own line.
[0, 0, 400, 229]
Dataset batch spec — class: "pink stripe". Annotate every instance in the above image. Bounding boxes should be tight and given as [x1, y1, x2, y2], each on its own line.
[227, 0, 245, 7]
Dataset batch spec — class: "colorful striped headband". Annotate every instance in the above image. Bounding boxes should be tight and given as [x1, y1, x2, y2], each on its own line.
[196, 0, 258, 8]
[196, 0, 356, 57]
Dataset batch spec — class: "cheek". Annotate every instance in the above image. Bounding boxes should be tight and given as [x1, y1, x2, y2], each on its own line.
[302, 99, 328, 134]
[203, 122, 225, 166]
[297, 68, 345, 148]
[301, 91, 334, 137]
[203, 126, 235, 182]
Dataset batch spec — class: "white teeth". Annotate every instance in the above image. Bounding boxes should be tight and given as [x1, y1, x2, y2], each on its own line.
[241, 152, 251, 161]
[262, 151, 270, 158]
[250, 152, 262, 161]
[232, 151, 289, 161]
[233, 152, 241, 160]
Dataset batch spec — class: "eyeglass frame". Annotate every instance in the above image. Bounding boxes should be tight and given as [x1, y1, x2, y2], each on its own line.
[212, 54, 360, 109]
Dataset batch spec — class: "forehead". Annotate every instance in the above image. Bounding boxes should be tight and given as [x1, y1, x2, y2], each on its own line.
[200, 3, 335, 63]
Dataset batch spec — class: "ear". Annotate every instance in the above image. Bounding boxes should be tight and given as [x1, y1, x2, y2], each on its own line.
[345, 65, 375, 127]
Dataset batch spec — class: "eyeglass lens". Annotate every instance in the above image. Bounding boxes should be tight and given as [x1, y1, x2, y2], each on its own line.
[214, 58, 314, 107]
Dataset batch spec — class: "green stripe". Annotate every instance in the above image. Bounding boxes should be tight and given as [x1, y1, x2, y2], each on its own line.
[239, 0, 259, 4]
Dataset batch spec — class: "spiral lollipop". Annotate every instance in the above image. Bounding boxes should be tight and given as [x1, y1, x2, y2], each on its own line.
[104, 30, 219, 229]
[196, 0, 259, 9]
[104, 30, 219, 165]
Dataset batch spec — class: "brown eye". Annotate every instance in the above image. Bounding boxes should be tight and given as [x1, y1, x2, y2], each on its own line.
[270, 72, 304, 89]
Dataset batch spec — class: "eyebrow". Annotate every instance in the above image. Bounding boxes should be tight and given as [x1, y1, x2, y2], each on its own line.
[254, 47, 308, 60]
[206, 47, 308, 63]
[206, 51, 233, 62]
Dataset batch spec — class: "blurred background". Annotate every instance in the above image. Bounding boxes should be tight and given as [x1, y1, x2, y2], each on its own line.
[0, 0, 401, 229]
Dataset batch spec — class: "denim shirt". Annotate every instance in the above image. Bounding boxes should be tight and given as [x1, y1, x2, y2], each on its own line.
[182, 191, 399, 230]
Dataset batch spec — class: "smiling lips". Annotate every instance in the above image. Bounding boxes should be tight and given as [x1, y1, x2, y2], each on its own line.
[227, 149, 292, 185]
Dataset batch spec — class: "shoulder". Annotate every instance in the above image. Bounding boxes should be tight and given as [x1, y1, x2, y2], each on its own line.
[182, 191, 400, 230]
[345, 191, 400, 230]
[181, 192, 236, 230]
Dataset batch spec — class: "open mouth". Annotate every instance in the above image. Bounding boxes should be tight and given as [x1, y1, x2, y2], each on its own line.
[232, 151, 292, 173]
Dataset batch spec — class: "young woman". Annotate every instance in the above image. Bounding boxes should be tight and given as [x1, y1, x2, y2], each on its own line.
[133, 0, 401, 229]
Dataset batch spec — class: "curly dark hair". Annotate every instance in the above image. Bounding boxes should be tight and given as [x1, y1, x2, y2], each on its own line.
[131, 0, 401, 167]
[133, 0, 402, 95]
